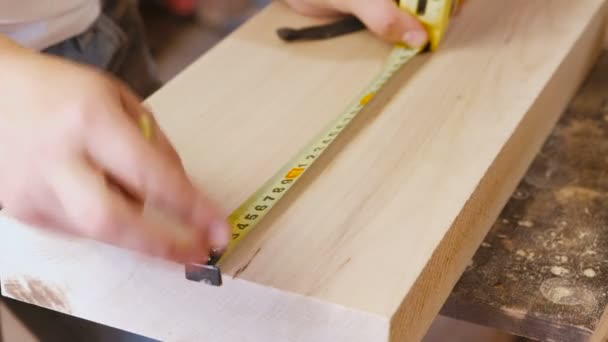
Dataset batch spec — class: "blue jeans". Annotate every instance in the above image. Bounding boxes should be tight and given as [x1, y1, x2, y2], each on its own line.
[43, 0, 162, 98]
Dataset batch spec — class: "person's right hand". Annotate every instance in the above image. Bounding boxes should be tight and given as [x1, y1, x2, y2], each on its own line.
[284, 0, 429, 47]
[284, 0, 469, 47]
[0, 36, 230, 263]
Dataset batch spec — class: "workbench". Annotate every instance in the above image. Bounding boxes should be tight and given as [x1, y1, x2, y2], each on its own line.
[442, 49, 608, 342]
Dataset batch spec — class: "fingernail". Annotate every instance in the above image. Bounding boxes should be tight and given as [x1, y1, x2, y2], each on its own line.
[209, 220, 231, 249]
[403, 30, 428, 48]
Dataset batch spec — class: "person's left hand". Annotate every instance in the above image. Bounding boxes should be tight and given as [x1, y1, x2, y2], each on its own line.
[283, 0, 429, 47]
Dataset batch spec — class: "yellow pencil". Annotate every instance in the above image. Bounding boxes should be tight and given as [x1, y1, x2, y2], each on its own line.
[137, 113, 154, 141]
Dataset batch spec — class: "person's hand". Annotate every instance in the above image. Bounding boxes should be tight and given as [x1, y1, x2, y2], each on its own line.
[0, 36, 230, 263]
[283, 0, 429, 47]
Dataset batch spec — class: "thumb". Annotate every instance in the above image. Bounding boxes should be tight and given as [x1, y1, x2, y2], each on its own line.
[348, 0, 428, 47]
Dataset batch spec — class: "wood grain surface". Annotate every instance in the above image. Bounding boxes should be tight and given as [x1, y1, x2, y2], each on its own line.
[1, 1, 606, 341]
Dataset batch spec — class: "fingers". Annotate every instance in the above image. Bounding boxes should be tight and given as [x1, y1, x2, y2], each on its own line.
[49, 157, 210, 262]
[345, 0, 428, 47]
[85, 89, 231, 253]
[284, 0, 430, 46]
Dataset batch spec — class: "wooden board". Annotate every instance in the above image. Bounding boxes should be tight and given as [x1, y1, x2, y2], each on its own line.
[1, 1, 606, 341]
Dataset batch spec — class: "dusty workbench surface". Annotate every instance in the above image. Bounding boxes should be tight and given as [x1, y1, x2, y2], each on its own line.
[442, 50, 608, 342]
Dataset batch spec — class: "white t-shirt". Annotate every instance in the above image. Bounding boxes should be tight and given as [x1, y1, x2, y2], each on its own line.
[0, 0, 101, 50]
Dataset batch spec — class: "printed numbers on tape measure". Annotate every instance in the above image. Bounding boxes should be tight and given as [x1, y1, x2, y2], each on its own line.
[213, 45, 424, 267]
[285, 168, 304, 179]
[360, 92, 375, 106]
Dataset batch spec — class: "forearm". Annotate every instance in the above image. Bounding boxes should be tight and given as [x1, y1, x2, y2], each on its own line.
[0, 34, 37, 71]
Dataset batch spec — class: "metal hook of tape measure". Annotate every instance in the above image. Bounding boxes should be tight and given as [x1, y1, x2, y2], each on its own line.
[185, 264, 222, 286]
[185, 253, 223, 286]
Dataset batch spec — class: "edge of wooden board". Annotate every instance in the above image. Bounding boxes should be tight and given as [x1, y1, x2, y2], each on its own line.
[592, 307, 608, 341]
[0, 220, 390, 341]
[390, 2, 608, 341]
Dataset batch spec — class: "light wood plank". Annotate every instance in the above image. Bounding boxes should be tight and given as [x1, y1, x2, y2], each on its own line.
[1, 0, 606, 341]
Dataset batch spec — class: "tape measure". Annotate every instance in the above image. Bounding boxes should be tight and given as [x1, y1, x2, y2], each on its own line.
[185, 0, 459, 286]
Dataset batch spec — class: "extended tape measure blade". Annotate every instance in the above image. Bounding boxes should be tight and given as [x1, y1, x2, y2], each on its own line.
[184, 0, 455, 287]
